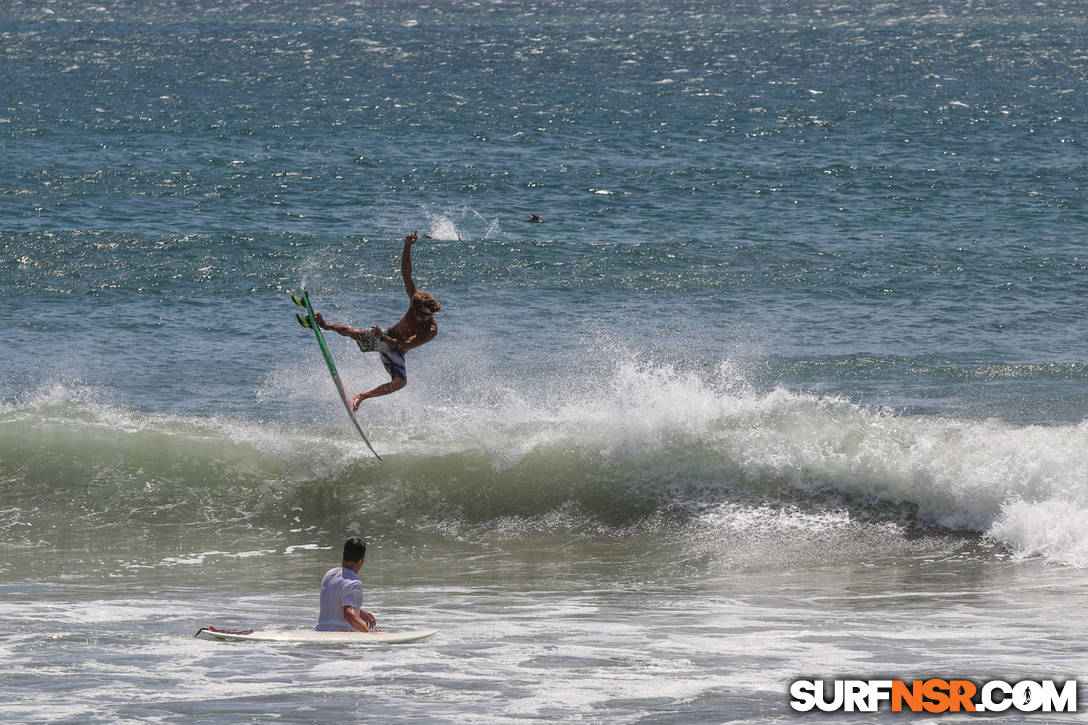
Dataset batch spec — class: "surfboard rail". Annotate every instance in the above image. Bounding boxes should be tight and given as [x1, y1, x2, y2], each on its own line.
[194, 627, 438, 644]
[293, 290, 382, 460]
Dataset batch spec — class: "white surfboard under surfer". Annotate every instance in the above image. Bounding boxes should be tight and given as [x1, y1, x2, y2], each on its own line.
[312, 231, 441, 410]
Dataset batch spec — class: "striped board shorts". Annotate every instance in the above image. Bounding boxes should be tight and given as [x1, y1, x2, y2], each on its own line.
[356, 329, 407, 381]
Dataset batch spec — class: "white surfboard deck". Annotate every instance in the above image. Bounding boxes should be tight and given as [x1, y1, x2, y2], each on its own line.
[195, 627, 437, 644]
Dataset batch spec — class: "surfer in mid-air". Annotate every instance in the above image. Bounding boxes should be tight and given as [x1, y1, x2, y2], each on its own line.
[313, 231, 441, 409]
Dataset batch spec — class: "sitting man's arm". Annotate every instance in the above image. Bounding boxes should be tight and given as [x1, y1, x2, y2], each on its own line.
[342, 605, 377, 632]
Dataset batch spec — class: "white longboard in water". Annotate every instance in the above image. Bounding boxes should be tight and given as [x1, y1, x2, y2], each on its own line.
[195, 627, 437, 644]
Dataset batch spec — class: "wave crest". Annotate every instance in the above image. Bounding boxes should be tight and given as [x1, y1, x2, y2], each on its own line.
[3, 365, 1087, 567]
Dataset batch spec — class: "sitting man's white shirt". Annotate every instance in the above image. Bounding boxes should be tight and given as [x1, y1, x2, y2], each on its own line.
[315, 566, 363, 631]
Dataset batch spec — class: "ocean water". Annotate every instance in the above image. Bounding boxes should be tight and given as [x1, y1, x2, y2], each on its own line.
[2, 0, 1087, 722]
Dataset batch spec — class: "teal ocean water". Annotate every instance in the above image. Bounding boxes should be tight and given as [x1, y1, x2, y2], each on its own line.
[2, 1, 1087, 722]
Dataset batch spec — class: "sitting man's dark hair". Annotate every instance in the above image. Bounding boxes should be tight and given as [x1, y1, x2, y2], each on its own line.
[343, 537, 366, 563]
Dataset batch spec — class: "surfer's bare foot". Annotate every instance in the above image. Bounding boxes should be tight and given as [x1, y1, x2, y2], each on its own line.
[352, 394, 366, 411]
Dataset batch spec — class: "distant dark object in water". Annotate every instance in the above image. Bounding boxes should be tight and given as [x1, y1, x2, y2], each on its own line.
[528, 213, 544, 223]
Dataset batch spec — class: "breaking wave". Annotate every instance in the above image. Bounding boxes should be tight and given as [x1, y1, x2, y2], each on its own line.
[2, 358, 1086, 568]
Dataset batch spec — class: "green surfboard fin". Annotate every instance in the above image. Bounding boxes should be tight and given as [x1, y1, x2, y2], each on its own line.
[296, 313, 313, 329]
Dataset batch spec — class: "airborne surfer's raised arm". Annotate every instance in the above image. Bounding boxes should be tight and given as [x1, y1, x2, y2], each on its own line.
[401, 231, 419, 298]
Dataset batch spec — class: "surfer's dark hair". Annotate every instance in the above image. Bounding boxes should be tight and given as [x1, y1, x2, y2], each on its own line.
[343, 537, 366, 563]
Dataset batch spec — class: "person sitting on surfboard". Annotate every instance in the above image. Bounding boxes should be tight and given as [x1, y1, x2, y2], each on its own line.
[313, 231, 441, 410]
[316, 537, 377, 632]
